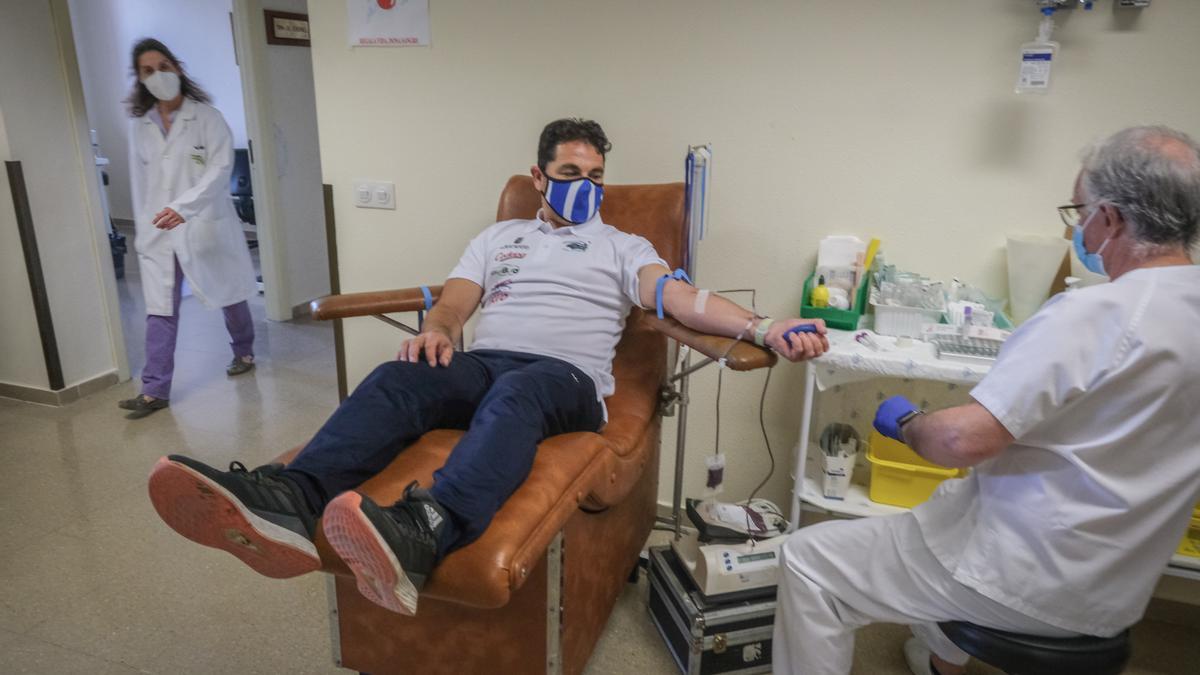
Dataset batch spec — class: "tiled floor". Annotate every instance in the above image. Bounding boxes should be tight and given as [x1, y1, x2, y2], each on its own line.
[1, 257, 1196, 673]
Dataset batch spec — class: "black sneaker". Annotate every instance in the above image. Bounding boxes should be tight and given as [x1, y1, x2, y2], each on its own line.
[119, 394, 169, 419]
[226, 356, 255, 376]
[147, 455, 321, 578]
[322, 482, 448, 615]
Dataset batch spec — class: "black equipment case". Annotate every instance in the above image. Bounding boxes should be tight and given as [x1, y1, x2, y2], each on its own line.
[647, 545, 777, 674]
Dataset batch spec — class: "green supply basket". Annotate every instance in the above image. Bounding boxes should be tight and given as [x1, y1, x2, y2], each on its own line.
[801, 271, 869, 331]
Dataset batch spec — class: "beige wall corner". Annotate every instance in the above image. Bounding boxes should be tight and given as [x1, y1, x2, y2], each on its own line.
[0, 0, 126, 394]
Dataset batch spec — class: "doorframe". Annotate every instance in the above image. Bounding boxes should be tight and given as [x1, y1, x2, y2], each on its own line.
[231, 0, 292, 322]
[49, 0, 131, 381]
[55, 0, 294, 372]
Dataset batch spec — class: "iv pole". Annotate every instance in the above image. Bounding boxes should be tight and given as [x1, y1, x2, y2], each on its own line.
[660, 145, 711, 539]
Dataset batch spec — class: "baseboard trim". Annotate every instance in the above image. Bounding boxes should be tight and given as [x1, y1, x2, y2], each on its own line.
[656, 501, 674, 522]
[0, 371, 120, 406]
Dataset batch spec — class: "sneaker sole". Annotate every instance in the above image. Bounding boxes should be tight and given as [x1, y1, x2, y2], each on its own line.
[322, 492, 419, 615]
[147, 457, 320, 579]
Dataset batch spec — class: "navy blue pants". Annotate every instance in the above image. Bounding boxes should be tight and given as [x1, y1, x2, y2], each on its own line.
[283, 350, 603, 556]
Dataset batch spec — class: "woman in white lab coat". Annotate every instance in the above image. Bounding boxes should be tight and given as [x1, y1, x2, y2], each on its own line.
[118, 38, 258, 419]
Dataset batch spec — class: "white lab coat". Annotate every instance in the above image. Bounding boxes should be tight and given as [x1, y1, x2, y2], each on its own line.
[129, 98, 256, 316]
[916, 264, 1200, 637]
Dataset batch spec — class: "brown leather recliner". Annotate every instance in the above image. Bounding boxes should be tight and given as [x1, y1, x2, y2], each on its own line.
[284, 175, 775, 674]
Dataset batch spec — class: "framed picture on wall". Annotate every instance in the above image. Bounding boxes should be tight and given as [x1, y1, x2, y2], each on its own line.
[264, 10, 311, 47]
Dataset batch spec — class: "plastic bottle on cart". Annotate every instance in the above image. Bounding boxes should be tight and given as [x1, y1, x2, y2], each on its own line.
[811, 275, 830, 308]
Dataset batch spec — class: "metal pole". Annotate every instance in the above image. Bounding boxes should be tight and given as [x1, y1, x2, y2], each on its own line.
[671, 351, 692, 539]
[669, 356, 715, 383]
[372, 314, 420, 335]
[788, 362, 817, 532]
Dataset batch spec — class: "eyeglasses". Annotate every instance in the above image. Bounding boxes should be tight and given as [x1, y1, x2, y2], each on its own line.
[1057, 203, 1088, 229]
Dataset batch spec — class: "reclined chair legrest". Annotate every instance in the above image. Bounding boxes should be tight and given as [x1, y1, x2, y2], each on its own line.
[281, 175, 776, 674]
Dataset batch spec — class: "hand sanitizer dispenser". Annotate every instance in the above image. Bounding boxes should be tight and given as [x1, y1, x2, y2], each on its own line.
[1016, 8, 1059, 95]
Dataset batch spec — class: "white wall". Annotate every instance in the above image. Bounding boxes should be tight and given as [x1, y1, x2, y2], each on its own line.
[0, 0, 121, 390]
[68, 0, 247, 222]
[0, 106, 50, 389]
[305, 1, 1200, 508]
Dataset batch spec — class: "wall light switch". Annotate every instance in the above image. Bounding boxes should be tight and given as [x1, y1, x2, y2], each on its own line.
[353, 180, 396, 210]
[355, 184, 371, 205]
[373, 184, 394, 209]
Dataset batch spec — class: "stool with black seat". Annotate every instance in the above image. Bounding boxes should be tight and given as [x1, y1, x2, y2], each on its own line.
[938, 621, 1131, 675]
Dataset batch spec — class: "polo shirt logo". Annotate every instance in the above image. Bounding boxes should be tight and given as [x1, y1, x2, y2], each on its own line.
[564, 240, 589, 252]
[484, 279, 513, 306]
[490, 264, 520, 278]
[495, 251, 525, 262]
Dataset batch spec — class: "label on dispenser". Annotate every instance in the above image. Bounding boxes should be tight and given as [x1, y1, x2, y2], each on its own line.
[1017, 45, 1055, 93]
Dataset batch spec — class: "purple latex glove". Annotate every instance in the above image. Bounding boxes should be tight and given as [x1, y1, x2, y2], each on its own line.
[874, 395, 919, 442]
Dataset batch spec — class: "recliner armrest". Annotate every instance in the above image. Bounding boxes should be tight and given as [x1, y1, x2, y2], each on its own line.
[642, 315, 777, 371]
[310, 286, 444, 320]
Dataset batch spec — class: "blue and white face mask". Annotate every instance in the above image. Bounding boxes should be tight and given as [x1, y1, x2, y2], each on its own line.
[543, 175, 603, 225]
[1072, 206, 1110, 276]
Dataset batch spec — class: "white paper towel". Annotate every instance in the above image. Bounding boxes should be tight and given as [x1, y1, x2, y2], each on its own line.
[1007, 234, 1069, 324]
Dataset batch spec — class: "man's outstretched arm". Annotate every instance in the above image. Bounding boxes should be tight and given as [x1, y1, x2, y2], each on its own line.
[636, 264, 829, 362]
[876, 398, 1014, 468]
[399, 278, 483, 366]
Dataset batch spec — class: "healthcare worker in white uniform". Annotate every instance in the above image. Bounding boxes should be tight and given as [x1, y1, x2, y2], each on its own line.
[773, 125, 1200, 675]
[118, 39, 258, 419]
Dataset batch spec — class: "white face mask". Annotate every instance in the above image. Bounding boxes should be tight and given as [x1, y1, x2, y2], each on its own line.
[142, 70, 181, 101]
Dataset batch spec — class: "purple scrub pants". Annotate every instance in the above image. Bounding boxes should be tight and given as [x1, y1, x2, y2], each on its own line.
[141, 256, 254, 399]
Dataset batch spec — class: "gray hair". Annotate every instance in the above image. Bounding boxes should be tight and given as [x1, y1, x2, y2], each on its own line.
[1080, 125, 1200, 252]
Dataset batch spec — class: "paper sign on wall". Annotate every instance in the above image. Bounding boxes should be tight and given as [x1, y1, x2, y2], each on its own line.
[347, 0, 430, 47]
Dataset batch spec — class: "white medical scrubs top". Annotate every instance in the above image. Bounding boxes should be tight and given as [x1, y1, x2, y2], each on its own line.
[912, 264, 1200, 637]
[448, 211, 667, 412]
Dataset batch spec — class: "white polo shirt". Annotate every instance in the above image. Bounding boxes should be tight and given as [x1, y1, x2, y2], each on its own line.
[448, 211, 667, 406]
[912, 264, 1200, 637]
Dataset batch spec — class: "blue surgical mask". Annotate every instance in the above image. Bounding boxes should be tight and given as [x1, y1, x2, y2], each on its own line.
[543, 175, 603, 225]
[1072, 206, 1110, 276]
